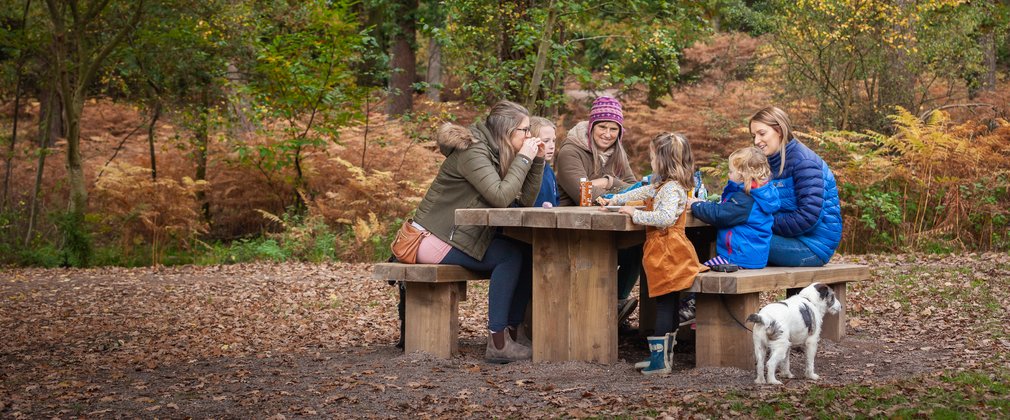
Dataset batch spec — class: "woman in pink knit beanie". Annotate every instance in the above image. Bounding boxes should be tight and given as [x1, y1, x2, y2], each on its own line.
[554, 95, 643, 334]
[555, 96, 637, 206]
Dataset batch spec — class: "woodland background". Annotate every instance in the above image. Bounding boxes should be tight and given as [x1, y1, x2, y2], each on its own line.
[0, 0, 1009, 267]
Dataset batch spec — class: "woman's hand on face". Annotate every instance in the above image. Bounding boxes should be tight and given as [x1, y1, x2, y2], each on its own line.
[618, 206, 636, 216]
[519, 137, 542, 159]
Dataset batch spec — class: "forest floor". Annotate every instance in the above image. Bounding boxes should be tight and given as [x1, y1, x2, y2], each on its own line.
[2, 253, 1009, 418]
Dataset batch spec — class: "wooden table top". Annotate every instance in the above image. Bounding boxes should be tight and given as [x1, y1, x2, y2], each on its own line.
[455, 206, 708, 231]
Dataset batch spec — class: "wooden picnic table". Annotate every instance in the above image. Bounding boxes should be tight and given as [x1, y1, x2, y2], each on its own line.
[455, 206, 713, 364]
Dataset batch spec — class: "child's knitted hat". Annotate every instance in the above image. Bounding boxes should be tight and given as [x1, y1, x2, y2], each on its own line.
[588, 96, 624, 142]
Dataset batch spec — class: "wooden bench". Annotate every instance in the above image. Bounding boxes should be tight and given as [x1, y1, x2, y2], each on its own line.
[681, 263, 871, 369]
[375, 261, 871, 368]
[372, 263, 487, 358]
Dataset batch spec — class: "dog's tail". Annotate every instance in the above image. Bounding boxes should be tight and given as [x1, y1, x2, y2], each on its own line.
[748, 314, 783, 341]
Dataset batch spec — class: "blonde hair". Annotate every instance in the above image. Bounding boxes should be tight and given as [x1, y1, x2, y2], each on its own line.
[486, 100, 530, 178]
[650, 132, 694, 191]
[529, 116, 556, 137]
[728, 147, 772, 194]
[749, 106, 794, 176]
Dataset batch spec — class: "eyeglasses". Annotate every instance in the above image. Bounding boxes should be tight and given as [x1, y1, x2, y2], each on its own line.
[515, 127, 532, 137]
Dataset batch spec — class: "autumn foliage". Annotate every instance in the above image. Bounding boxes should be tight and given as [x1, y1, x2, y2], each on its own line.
[92, 163, 209, 265]
[816, 107, 1010, 253]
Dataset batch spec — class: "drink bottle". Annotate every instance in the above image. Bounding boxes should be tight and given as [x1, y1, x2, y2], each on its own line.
[579, 177, 592, 207]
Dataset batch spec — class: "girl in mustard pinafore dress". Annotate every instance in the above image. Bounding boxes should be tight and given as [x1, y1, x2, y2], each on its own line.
[597, 132, 708, 375]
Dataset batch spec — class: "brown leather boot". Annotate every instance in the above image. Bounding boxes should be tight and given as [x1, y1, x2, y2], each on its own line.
[486, 330, 532, 363]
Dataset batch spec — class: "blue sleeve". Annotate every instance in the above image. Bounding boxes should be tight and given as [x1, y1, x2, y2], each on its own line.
[690, 192, 752, 227]
[774, 158, 825, 236]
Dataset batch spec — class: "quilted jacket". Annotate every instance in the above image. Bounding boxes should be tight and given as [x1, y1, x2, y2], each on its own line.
[765, 139, 843, 264]
[691, 180, 781, 269]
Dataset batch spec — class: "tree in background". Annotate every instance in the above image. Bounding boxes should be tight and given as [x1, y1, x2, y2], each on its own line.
[239, 0, 368, 210]
[386, 0, 418, 116]
[442, 0, 711, 113]
[765, 0, 1010, 131]
[43, 0, 145, 266]
[116, 0, 239, 220]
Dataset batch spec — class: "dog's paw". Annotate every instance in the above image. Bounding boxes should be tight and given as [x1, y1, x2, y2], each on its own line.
[767, 378, 783, 385]
[754, 377, 766, 385]
[782, 371, 795, 379]
[806, 372, 820, 381]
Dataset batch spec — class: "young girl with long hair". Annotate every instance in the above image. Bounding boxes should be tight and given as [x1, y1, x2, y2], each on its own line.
[598, 132, 708, 375]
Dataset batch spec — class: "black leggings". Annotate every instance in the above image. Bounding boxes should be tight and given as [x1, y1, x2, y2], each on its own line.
[654, 292, 682, 337]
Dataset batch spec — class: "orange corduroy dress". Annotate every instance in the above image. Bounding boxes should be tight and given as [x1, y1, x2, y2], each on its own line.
[642, 188, 709, 298]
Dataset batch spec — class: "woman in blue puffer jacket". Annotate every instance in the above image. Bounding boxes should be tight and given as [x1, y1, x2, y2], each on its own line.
[748, 107, 842, 266]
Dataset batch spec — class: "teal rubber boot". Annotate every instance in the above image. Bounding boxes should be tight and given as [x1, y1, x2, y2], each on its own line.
[636, 330, 677, 370]
[640, 335, 672, 375]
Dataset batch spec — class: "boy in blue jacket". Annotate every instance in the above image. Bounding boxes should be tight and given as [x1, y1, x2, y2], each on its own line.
[689, 147, 781, 269]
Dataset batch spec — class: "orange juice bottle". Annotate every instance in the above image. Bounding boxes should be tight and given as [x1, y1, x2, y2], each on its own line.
[579, 177, 592, 206]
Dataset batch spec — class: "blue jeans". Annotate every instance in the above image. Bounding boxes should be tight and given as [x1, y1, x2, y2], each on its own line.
[768, 235, 825, 267]
[441, 236, 532, 332]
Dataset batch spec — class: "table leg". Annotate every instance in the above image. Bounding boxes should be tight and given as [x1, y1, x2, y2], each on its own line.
[532, 229, 617, 364]
[695, 292, 758, 369]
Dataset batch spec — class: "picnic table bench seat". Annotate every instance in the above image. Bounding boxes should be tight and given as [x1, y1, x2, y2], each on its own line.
[684, 263, 871, 369]
[374, 261, 871, 369]
[372, 263, 487, 358]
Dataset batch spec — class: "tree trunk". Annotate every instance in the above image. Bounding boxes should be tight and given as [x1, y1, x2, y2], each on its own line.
[426, 37, 442, 102]
[525, 0, 556, 113]
[195, 86, 210, 221]
[147, 100, 160, 180]
[24, 81, 61, 246]
[3, 68, 24, 209]
[3, 0, 33, 208]
[546, 24, 566, 118]
[877, 0, 915, 118]
[980, 31, 997, 93]
[65, 100, 86, 219]
[225, 61, 255, 140]
[387, 0, 418, 117]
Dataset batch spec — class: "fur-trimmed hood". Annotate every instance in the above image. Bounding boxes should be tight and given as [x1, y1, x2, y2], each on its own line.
[436, 123, 477, 157]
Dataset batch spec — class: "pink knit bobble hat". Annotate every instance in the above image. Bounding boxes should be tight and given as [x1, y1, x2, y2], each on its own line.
[588, 96, 624, 142]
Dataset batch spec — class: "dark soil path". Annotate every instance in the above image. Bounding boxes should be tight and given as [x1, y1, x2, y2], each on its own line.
[2, 254, 1008, 418]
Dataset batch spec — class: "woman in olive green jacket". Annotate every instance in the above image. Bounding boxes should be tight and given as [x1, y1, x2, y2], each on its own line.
[412, 100, 546, 363]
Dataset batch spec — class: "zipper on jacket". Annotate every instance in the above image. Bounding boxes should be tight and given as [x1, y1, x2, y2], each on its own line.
[449, 225, 458, 241]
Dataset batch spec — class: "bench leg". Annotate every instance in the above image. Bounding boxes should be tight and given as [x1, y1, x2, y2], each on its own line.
[404, 282, 464, 358]
[822, 282, 847, 342]
[695, 293, 758, 369]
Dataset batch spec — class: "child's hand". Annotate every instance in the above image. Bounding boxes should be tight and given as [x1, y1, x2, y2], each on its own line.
[618, 206, 637, 216]
[595, 196, 610, 206]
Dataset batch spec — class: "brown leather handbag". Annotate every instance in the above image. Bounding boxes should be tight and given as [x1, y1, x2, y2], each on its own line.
[391, 219, 429, 264]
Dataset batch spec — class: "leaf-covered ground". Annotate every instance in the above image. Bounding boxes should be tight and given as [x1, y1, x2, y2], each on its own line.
[2, 253, 1009, 418]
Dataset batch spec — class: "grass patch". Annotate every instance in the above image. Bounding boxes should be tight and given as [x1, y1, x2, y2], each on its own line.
[666, 371, 1010, 418]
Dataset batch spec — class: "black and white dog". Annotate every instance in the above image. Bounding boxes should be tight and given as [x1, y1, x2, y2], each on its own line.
[746, 283, 841, 385]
